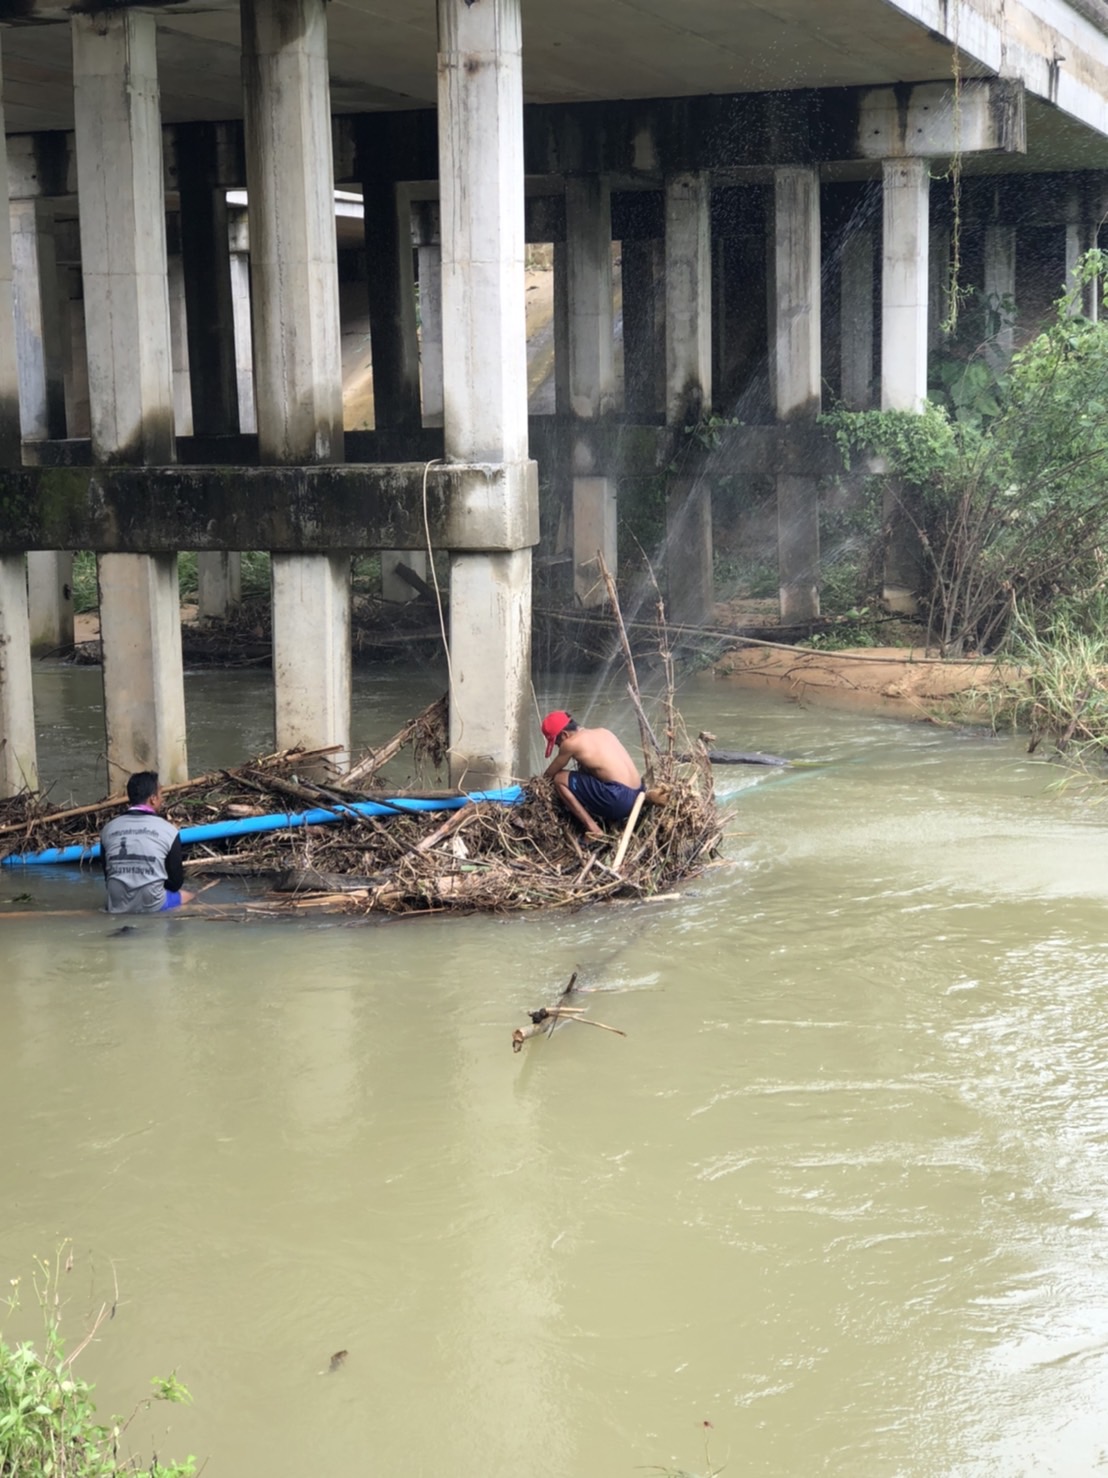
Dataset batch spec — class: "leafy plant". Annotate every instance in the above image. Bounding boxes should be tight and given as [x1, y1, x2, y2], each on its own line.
[825, 251, 1108, 657]
[1, 1246, 195, 1478]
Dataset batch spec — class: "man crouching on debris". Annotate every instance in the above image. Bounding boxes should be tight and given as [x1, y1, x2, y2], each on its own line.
[541, 710, 644, 843]
[99, 771, 196, 914]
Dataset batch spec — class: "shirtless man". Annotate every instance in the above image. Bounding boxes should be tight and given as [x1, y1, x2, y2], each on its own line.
[541, 710, 643, 840]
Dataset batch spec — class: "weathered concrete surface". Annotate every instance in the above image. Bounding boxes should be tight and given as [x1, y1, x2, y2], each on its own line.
[0, 554, 37, 796]
[0, 461, 540, 553]
[97, 551, 188, 789]
[438, 0, 534, 788]
[770, 166, 821, 624]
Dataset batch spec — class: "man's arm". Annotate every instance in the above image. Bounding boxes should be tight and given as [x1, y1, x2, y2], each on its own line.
[165, 834, 185, 893]
[543, 747, 572, 779]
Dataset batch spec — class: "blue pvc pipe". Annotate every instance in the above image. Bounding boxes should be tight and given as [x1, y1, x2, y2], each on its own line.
[1, 786, 524, 868]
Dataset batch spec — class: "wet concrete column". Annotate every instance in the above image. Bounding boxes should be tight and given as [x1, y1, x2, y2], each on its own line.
[372, 185, 426, 604]
[178, 125, 243, 618]
[1065, 221, 1100, 321]
[11, 196, 74, 656]
[928, 226, 951, 352]
[166, 229, 193, 435]
[242, 0, 350, 765]
[227, 208, 256, 434]
[438, 0, 534, 787]
[839, 225, 874, 410]
[0, 35, 37, 794]
[621, 238, 660, 419]
[73, 9, 188, 788]
[770, 166, 821, 623]
[665, 172, 714, 627]
[566, 174, 616, 606]
[414, 201, 444, 427]
[881, 158, 929, 613]
[984, 223, 1016, 367]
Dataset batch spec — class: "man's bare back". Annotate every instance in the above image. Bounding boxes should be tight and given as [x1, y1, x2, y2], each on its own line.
[549, 726, 641, 788]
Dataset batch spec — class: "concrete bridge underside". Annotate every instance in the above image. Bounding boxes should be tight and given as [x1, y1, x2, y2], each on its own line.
[2, 0, 1108, 797]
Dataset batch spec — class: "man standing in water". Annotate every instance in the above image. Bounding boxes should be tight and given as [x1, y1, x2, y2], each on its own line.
[541, 710, 644, 842]
[99, 771, 195, 914]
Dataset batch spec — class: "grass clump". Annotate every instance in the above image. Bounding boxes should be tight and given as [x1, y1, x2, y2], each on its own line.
[1, 1246, 195, 1478]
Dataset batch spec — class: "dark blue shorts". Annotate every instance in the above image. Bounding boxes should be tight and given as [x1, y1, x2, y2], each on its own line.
[159, 891, 184, 912]
[568, 771, 644, 823]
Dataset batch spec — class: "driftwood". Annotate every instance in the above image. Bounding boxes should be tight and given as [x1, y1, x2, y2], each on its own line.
[392, 561, 436, 603]
[0, 745, 344, 839]
[511, 972, 626, 1051]
[345, 695, 447, 787]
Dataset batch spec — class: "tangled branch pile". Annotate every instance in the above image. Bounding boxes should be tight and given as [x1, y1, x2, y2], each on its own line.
[0, 700, 722, 919]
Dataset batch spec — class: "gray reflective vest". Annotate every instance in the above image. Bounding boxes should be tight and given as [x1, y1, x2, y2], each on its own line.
[100, 810, 179, 914]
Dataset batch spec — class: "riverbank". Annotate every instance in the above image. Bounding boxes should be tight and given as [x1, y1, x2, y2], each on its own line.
[714, 643, 1015, 723]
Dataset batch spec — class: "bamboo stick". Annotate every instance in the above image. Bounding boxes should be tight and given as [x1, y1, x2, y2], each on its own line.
[611, 791, 646, 875]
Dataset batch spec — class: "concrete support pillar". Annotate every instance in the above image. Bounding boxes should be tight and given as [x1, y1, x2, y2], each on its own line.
[1065, 222, 1100, 321]
[242, 0, 349, 764]
[12, 196, 75, 655]
[984, 223, 1016, 367]
[438, 0, 532, 787]
[179, 140, 243, 619]
[552, 238, 571, 417]
[566, 174, 616, 606]
[379, 193, 432, 603]
[621, 238, 660, 419]
[197, 552, 242, 618]
[839, 226, 874, 410]
[73, 9, 187, 788]
[166, 243, 194, 435]
[363, 179, 421, 433]
[881, 158, 930, 613]
[0, 556, 38, 795]
[0, 37, 36, 794]
[770, 166, 821, 623]
[228, 210, 256, 434]
[928, 226, 952, 352]
[881, 159, 930, 414]
[664, 171, 714, 627]
[414, 204, 444, 427]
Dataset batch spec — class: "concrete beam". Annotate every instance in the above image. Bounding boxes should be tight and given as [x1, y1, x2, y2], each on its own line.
[0, 460, 540, 555]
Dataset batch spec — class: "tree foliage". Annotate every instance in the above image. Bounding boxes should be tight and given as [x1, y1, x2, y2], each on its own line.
[825, 252, 1108, 656]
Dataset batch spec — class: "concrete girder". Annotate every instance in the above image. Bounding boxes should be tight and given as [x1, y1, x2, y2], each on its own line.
[5, 81, 1027, 203]
[0, 460, 541, 555]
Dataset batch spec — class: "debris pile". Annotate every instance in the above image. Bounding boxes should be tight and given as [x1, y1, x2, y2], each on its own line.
[0, 702, 721, 920]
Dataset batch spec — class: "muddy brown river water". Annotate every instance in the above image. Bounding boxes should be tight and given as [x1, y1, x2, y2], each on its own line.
[4, 662, 1108, 1477]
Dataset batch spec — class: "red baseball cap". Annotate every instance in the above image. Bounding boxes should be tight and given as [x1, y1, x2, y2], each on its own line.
[541, 710, 572, 757]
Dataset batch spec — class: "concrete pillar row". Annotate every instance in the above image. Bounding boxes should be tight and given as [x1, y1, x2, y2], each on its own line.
[242, 0, 350, 765]
[11, 195, 75, 655]
[770, 165, 821, 624]
[0, 30, 39, 796]
[664, 171, 714, 628]
[438, 0, 534, 788]
[880, 157, 930, 614]
[73, 8, 188, 789]
[566, 173, 616, 607]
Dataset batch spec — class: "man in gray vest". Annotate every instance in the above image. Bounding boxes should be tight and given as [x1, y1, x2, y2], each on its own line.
[99, 771, 195, 914]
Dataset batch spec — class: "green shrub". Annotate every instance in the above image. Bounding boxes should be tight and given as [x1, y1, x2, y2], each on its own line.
[1, 1248, 195, 1478]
